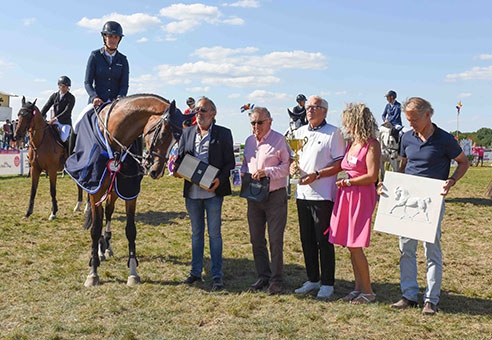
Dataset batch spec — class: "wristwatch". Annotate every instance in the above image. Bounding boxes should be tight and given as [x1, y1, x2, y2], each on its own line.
[315, 170, 321, 180]
[345, 179, 352, 187]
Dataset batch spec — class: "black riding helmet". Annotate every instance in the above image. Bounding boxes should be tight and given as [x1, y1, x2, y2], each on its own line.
[101, 21, 124, 52]
[101, 21, 124, 37]
[385, 90, 397, 99]
[296, 94, 307, 103]
[58, 76, 71, 87]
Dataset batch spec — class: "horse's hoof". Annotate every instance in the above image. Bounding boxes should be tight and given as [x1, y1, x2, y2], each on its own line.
[127, 275, 140, 286]
[73, 202, 82, 212]
[84, 274, 100, 287]
[105, 249, 114, 258]
[99, 254, 106, 262]
[49, 214, 56, 221]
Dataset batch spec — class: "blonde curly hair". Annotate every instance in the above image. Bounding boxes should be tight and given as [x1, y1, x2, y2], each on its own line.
[341, 103, 378, 144]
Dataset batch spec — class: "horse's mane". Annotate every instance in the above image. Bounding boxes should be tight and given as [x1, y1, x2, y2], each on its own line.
[124, 93, 170, 104]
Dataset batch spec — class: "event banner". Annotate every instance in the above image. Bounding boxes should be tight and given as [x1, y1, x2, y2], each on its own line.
[374, 171, 445, 243]
[0, 150, 29, 176]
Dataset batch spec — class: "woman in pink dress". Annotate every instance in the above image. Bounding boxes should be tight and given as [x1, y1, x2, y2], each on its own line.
[329, 103, 381, 304]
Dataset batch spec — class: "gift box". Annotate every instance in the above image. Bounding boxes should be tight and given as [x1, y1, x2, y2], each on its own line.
[176, 154, 219, 189]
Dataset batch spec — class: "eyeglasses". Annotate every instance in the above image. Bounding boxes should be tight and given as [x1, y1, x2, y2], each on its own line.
[194, 107, 210, 113]
[306, 105, 323, 111]
[250, 120, 267, 126]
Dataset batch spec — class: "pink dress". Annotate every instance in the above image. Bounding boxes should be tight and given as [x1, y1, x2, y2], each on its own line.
[329, 139, 377, 248]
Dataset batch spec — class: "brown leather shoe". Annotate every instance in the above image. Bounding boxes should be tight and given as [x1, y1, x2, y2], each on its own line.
[390, 297, 418, 309]
[422, 301, 437, 315]
[250, 278, 269, 290]
[268, 282, 283, 295]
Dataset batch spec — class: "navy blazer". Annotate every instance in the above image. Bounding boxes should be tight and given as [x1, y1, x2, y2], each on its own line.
[40, 91, 76, 126]
[176, 124, 235, 198]
[84, 48, 129, 104]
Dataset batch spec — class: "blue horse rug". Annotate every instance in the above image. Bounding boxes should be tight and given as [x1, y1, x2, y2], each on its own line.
[65, 109, 143, 200]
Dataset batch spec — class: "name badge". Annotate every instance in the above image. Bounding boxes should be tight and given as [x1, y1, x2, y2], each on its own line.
[349, 156, 358, 164]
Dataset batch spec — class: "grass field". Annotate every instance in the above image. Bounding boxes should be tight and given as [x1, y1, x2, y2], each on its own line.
[0, 165, 491, 339]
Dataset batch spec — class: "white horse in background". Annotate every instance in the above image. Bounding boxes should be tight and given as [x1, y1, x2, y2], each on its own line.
[379, 122, 401, 180]
[389, 186, 432, 223]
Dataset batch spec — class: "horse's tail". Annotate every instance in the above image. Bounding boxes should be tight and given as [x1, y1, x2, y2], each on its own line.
[82, 203, 92, 230]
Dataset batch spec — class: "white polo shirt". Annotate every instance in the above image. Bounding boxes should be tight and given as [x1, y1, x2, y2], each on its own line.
[294, 121, 345, 201]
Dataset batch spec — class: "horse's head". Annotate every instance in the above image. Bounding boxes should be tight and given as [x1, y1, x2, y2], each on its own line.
[15, 96, 38, 140]
[142, 100, 179, 179]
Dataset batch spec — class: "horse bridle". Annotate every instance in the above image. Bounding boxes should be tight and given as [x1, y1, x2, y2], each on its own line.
[142, 112, 175, 171]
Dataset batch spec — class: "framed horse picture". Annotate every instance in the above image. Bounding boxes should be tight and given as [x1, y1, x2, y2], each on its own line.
[374, 171, 445, 243]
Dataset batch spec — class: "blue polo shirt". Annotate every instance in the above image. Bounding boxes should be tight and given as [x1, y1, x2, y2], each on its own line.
[400, 124, 462, 180]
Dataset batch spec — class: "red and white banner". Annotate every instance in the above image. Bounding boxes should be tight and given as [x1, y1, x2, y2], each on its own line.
[0, 150, 29, 176]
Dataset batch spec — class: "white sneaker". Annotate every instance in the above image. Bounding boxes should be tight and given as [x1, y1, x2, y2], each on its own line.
[316, 285, 334, 299]
[294, 281, 321, 294]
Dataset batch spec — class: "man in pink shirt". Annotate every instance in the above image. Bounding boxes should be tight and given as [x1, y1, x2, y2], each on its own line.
[241, 106, 290, 294]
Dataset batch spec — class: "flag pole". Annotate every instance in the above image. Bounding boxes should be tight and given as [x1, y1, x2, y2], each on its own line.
[455, 101, 462, 140]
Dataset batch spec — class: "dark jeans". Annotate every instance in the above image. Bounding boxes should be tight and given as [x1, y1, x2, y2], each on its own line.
[247, 188, 288, 283]
[296, 199, 335, 286]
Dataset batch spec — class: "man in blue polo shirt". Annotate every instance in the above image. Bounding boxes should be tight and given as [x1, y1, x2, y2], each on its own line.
[390, 97, 469, 315]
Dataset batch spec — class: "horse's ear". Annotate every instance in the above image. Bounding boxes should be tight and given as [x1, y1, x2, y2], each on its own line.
[22, 96, 26, 105]
[169, 100, 176, 115]
[33, 99, 37, 106]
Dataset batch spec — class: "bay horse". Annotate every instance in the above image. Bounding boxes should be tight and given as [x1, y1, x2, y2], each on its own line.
[70, 94, 185, 287]
[15, 96, 72, 220]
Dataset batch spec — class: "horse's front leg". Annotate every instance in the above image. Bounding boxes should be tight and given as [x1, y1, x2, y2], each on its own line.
[84, 198, 104, 287]
[48, 170, 58, 220]
[99, 192, 117, 260]
[24, 166, 41, 219]
[125, 199, 140, 286]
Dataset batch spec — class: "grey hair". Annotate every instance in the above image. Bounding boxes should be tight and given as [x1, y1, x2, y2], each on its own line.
[308, 95, 329, 110]
[250, 106, 272, 119]
[197, 96, 217, 112]
[403, 97, 434, 117]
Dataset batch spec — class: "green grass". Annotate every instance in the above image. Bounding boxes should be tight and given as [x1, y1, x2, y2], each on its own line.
[1, 165, 491, 339]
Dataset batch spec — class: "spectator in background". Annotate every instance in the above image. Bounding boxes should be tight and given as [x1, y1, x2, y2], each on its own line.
[241, 106, 290, 295]
[3, 119, 13, 150]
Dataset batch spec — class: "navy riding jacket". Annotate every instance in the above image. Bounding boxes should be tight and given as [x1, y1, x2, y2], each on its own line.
[84, 48, 129, 104]
[40, 91, 76, 126]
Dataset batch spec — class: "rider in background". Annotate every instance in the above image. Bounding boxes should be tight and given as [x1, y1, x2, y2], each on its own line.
[183, 97, 197, 128]
[288, 94, 308, 129]
[84, 20, 129, 108]
[382, 90, 402, 130]
[41, 76, 75, 151]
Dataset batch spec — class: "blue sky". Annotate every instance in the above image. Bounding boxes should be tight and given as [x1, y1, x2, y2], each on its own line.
[1, 0, 491, 143]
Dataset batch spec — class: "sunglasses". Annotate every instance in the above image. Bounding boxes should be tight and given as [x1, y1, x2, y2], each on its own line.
[194, 107, 210, 113]
[250, 120, 267, 126]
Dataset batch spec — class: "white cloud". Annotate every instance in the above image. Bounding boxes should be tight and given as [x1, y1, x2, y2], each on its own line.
[223, 0, 260, 7]
[222, 17, 245, 25]
[477, 54, 492, 60]
[137, 37, 149, 43]
[247, 90, 289, 101]
[155, 46, 326, 88]
[458, 92, 472, 98]
[23, 18, 36, 26]
[159, 4, 244, 38]
[445, 66, 492, 81]
[185, 86, 211, 93]
[77, 13, 161, 35]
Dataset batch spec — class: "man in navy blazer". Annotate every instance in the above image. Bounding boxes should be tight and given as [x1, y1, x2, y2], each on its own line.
[174, 96, 235, 291]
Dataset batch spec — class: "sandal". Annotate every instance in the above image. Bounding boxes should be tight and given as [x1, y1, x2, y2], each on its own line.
[341, 290, 361, 302]
[350, 293, 376, 305]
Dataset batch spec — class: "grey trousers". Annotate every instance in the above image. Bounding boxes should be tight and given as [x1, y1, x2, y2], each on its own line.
[247, 188, 288, 283]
